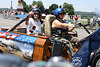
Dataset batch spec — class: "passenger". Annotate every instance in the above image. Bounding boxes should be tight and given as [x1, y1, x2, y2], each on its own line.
[52, 8, 78, 58]
[41, 13, 46, 24]
[41, 9, 49, 33]
[26, 9, 42, 35]
[41, 9, 49, 24]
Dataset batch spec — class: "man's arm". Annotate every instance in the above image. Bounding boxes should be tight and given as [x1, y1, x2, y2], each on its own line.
[52, 20, 75, 31]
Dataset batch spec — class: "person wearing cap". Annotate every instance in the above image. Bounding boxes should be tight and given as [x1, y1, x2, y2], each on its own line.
[26, 9, 42, 35]
[40, 9, 49, 33]
[41, 9, 49, 23]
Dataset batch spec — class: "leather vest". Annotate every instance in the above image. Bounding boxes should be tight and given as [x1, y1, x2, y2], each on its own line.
[52, 27, 72, 40]
[52, 28, 69, 38]
[52, 19, 72, 40]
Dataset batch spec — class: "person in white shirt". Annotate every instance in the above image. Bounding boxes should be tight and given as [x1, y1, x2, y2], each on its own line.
[26, 9, 41, 35]
[89, 16, 97, 32]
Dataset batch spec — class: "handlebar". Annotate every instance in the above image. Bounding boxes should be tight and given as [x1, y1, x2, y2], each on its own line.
[75, 23, 90, 34]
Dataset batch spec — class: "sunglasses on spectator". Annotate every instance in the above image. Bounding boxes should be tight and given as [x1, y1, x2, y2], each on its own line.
[34, 13, 39, 15]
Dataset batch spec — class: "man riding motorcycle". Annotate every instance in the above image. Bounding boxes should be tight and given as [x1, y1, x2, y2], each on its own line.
[51, 8, 79, 59]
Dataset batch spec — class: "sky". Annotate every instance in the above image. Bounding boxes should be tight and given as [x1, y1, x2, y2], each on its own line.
[0, 0, 100, 12]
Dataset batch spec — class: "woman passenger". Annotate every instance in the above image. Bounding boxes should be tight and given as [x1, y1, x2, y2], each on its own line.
[26, 9, 42, 35]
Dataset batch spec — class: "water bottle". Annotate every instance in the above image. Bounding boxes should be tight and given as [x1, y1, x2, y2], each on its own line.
[34, 30, 39, 36]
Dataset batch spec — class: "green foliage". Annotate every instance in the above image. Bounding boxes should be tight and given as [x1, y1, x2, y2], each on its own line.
[75, 11, 97, 19]
[32, 1, 44, 12]
[63, 2, 74, 15]
[23, 5, 29, 12]
[20, 0, 97, 20]
[22, 0, 44, 12]
[49, 4, 58, 13]
[21, 1, 74, 14]
[22, 0, 29, 12]
[36, 1, 44, 13]
[32, 1, 37, 6]
[28, 5, 32, 12]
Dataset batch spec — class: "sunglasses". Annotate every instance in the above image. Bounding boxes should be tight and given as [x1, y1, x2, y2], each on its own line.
[34, 13, 39, 15]
[59, 13, 65, 15]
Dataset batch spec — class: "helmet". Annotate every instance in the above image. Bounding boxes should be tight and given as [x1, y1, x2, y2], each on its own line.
[31, 9, 41, 13]
[54, 8, 65, 16]
[31, 8, 41, 18]
[31, 9, 34, 12]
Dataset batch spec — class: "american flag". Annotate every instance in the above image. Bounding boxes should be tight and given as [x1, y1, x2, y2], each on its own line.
[14, 35, 37, 44]
[0, 31, 37, 44]
[0, 32, 19, 40]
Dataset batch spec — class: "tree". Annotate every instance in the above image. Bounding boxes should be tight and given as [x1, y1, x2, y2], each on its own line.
[22, 0, 26, 6]
[75, 11, 96, 19]
[22, 0, 44, 12]
[63, 2, 74, 15]
[37, 1, 44, 13]
[32, 1, 37, 6]
[49, 4, 58, 13]
[22, 0, 29, 12]
[32, 1, 44, 13]
[28, 5, 32, 12]
[24, 5, 29, 12]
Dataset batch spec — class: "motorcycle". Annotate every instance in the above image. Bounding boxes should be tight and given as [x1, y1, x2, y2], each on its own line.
[44, 15, 100, 67]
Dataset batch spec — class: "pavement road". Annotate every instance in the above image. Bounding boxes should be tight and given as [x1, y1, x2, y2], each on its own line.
[0, 16, 92, 40]
[0, 18, 17, 27]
